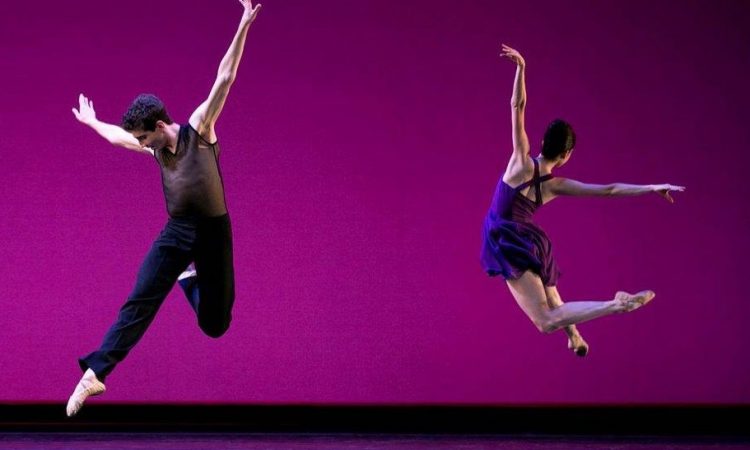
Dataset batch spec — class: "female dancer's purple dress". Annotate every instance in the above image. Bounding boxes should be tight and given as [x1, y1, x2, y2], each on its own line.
[481, 158, 560, 286]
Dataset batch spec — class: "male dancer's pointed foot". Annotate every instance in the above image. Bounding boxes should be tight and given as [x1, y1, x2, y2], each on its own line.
[178, 263, 197, 281]
[615, 290, 656, 312]
[66, 368, 106, 417]
[178, 263, 200, 313]
[568, 334, 589, 357]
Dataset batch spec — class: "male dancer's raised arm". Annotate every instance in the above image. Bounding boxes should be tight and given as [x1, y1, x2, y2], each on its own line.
[189, 0, 261, 143]
[72, 93, 154, 155]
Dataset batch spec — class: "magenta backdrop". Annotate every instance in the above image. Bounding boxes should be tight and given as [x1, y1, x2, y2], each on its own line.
[1, 0, 748, 404]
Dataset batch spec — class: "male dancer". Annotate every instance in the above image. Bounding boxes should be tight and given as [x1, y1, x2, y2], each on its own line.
[67, 0, 262, 416]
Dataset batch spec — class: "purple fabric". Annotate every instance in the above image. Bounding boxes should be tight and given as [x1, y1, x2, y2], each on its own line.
[481, 159, 559, 285]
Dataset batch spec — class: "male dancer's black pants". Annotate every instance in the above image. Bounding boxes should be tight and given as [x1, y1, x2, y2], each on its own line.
[80, 214, 234, 380]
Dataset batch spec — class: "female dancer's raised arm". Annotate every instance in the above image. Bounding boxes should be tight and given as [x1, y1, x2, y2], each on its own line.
[502, 44, 530, 161]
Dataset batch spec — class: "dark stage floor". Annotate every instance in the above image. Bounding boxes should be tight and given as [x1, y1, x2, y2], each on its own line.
[0, 433, 748, 450]
[3, 405, 748, 449]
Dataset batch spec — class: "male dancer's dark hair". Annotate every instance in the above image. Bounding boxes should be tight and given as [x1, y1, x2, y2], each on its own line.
[121, 94, 173, 132]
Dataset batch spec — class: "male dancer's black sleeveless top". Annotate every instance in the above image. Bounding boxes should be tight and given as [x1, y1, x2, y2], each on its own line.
[154, 125, 228, 218]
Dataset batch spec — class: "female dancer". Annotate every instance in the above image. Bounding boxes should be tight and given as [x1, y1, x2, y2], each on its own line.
[481, 44, 684, 356]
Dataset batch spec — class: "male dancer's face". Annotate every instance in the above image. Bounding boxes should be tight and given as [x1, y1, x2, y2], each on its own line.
[131, 122, 168, 152]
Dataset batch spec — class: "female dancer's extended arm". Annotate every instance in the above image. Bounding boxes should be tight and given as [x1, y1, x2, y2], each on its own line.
[550, 178, 685, 203]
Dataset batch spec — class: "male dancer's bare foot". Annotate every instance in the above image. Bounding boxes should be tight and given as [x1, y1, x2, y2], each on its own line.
[66, 369, 106, 417]
[615, 290, 656, 312]
[568, 333, 589, 357]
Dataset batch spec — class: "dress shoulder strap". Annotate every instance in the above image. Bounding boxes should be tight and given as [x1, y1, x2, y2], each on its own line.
[532, 158, 555, 206]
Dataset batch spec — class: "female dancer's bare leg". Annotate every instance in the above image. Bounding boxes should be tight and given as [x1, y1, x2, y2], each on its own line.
[506, 271, 654, 335]
[545, 285, 588, 356]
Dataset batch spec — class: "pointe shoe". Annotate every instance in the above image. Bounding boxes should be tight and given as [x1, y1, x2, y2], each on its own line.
[615, 290, 656, 312]
[568, 337, 589, 357]
[66, 369, 106, 417]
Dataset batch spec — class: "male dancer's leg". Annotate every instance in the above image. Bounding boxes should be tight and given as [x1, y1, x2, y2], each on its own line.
[191, 214, 235, 338]
[67, 219, 195, 416]
[79, 220, 194, 380]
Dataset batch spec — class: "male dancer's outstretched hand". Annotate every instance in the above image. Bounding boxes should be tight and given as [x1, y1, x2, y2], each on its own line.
[72, 94, 96, 126]
[71, 93, 153, 154]
[240, 0, 262, 23]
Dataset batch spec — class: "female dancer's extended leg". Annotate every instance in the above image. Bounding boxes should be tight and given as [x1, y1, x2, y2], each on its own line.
[506, 271, 654, 335]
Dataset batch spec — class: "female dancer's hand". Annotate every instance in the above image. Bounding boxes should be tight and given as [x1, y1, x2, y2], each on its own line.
[500, 44, 525, 68]
[240, 0, 262, 23]
[652, 184, 685, 203]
